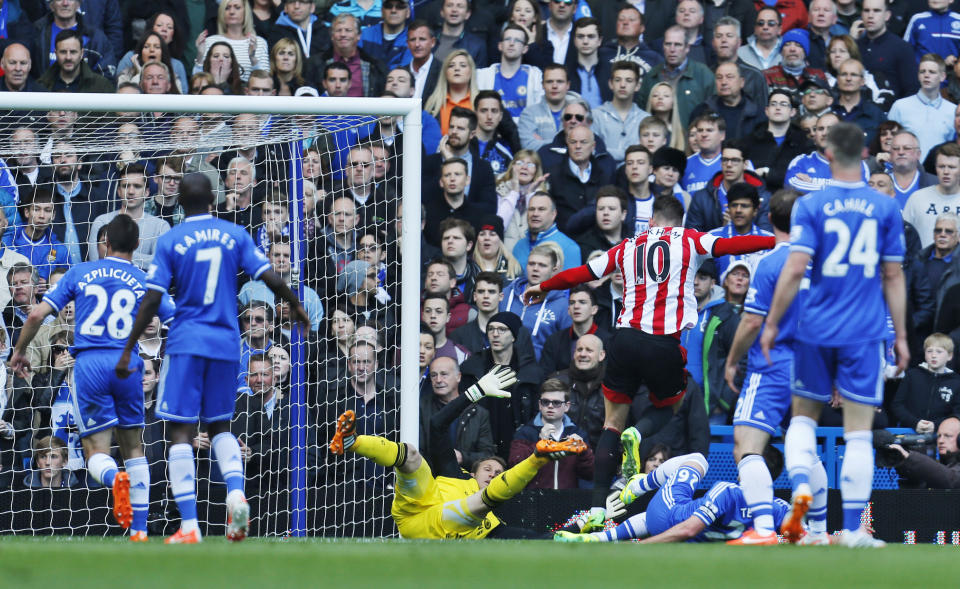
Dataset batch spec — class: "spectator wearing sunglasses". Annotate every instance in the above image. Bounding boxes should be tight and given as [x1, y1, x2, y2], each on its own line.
[738, 7, 783, 72]
[508, 378, 594, 489]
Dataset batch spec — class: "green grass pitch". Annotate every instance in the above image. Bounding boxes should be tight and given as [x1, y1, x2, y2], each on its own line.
[2, 537, 959, 588]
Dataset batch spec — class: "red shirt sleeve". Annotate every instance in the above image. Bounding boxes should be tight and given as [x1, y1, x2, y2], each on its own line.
[539, 265, 595, 292]
[712, 235, 776, 256]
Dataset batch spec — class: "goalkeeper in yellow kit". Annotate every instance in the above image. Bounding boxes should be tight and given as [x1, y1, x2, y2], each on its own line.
[329, 366, 586, 539]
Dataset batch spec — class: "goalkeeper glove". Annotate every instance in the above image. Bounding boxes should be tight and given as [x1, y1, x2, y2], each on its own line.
[464, 365, 517, 402]
[605, 488, 627, 520]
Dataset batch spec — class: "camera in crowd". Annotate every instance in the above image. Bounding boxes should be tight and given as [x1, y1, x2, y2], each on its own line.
[872, 430, 936, 467]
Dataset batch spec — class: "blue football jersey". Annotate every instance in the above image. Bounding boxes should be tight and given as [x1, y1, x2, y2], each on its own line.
[786, 151, 870, 193]
[708, 223, 774, 277]
[790, 181, 906, 345]
[744, 242, 806, 371]
[43, 257, 176, 353]
[681, 153, 721, 194]
[494, 65, 531, 118]
[146, 215, 271, 361]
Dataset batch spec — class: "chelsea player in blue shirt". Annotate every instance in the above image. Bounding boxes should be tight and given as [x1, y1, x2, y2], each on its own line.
[721, 188, 829, 546]
[554, 446, 791, 543]
[116, 174, 310, 544]
[10, 215, 176, 542]
[761, 122, 909, 548]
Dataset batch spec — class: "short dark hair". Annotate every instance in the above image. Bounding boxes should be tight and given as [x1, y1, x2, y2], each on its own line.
[179, 172, 215, 211]
[594, 184, 628, 212]
[501, 22, 529, 44]
[422, 293, 450, 311]
[439, 217, 476, 245]
[105, 214, 140, 254]
[726, 182, 760, 208]
[55, 29, 83, 49]
[474, 271, 503, 291]
[652, 195, 685, 225]
[610, 60, 640, 79]
[618, 3, 644, 23]
[720, 140, 745, 157]
[408, 19, 435, 36]
[825, 122, 865, 167]
[768, 188, 799, 233]
[542, 63, 568, 79]
[692, 111, 726, 132]
[767, 89, 794, 107]
[324, 61, 352, 80]
[625, 144, 653, 161]
[120, 163, 147, 180]
[573, 16, 601, 33]
[449, 106, 478, 131]
[474, 90, 503, 109]
[426, 258, 456, 280]
[440, 157, 469, 173]
[540, 377, 571, 401]
[569, 284, 598, 306]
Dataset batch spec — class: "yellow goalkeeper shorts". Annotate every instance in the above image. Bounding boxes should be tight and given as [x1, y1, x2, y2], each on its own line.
[391, 461, 498, 539]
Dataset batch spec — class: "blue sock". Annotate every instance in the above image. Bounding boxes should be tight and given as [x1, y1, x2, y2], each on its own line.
[169, 444, 199, 531]
[211, 432, 245, 495]
[126, 456, 150, 534]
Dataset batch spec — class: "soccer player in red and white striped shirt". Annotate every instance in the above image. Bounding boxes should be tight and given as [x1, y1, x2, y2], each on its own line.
[523, 195, 775, 526]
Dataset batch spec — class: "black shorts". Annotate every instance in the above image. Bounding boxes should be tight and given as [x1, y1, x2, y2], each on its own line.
[603, 329, 688, 407]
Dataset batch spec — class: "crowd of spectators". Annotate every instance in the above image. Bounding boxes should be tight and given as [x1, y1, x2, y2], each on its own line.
[0, 0, 959, 502]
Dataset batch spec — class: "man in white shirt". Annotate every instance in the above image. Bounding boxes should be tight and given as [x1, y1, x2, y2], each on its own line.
[904, 142, 960, 248]
[888, 53, 957, 161]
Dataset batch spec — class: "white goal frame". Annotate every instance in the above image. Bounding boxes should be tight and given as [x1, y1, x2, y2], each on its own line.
[0, 92, 422, 536]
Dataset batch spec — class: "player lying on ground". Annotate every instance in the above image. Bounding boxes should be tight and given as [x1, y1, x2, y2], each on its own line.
[522, 196, 776, 531]
[555, 437, 792, 544]
[329, 365, 587, 539]
[10, 215, 175, 541]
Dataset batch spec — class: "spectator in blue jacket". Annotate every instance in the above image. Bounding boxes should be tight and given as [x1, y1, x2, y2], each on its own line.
[904, 0, 960, 65]
[269, 0, 331, 60]
[501, 242, 572, 359]
[512, 193, 581, 272]
[359, 0, 411, 69]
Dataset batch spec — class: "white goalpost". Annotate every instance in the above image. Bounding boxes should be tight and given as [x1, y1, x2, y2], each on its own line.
[0, 92, 422, 537]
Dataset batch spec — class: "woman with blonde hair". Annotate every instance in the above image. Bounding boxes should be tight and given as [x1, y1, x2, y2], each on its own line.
[424, 50, 479, 135]
[646, 82, 686, 151]
[495, 149, 550, 250]
[270, 38, 311, 96]
[472, 215, 523, 284]
[192, 0, 269, 81]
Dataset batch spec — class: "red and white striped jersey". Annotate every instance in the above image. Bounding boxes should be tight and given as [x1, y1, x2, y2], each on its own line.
[586, 226, 719, 335]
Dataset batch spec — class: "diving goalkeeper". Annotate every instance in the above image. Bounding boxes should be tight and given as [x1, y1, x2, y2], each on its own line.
[329, 365, 586, 539]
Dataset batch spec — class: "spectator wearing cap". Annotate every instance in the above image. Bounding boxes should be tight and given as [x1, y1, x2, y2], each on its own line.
[743, 89, 812, 190]
[830, 58, 885, 144]
[689, 61, 767, 142]
[681, 258, 739, 420]
[889, 54, 958, 162]
[471, 214, 523, 286]
[634, 26, 716, 126]
[762, 28, 828, 95]
[856, 0, 920, 100]
[738, 6, 783, 72]
[651, 146, 690, 204]
[798, 77, 833, 118]
[459, 311, 541, 458]
[721, 259, 751, 310]
[338, 259, 396, 328]
[687, 141, 773, 234]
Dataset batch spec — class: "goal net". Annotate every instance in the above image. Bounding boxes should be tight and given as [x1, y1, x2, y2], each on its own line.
[0, 93, 422, 538]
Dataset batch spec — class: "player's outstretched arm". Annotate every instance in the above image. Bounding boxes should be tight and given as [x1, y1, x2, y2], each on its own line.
[638, 515, 706, 544]
[882, 261, 910, 373]
[724, 312, 764, 393]
[712, 235, 776, 256]
[116, 290, 163, 379]
[760, 251, 810, 364]
[260, 269, 311, 332]
[9, 302, 55, 378]
[523, 265, 595, 304]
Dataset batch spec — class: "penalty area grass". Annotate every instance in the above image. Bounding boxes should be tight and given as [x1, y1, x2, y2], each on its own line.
[0, 537, 956, 588]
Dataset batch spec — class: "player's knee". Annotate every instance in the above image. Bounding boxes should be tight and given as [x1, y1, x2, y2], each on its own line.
[681, 453, 708, 476]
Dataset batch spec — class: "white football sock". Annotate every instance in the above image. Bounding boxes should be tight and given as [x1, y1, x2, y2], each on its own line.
[87, 452, 119, 487]
[738, 454, 775, 535]
[785, 416, 818, 487]
[841, 430, 874, 532]
[808, 458, 828, 535]
[168, 443, 200, 534]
